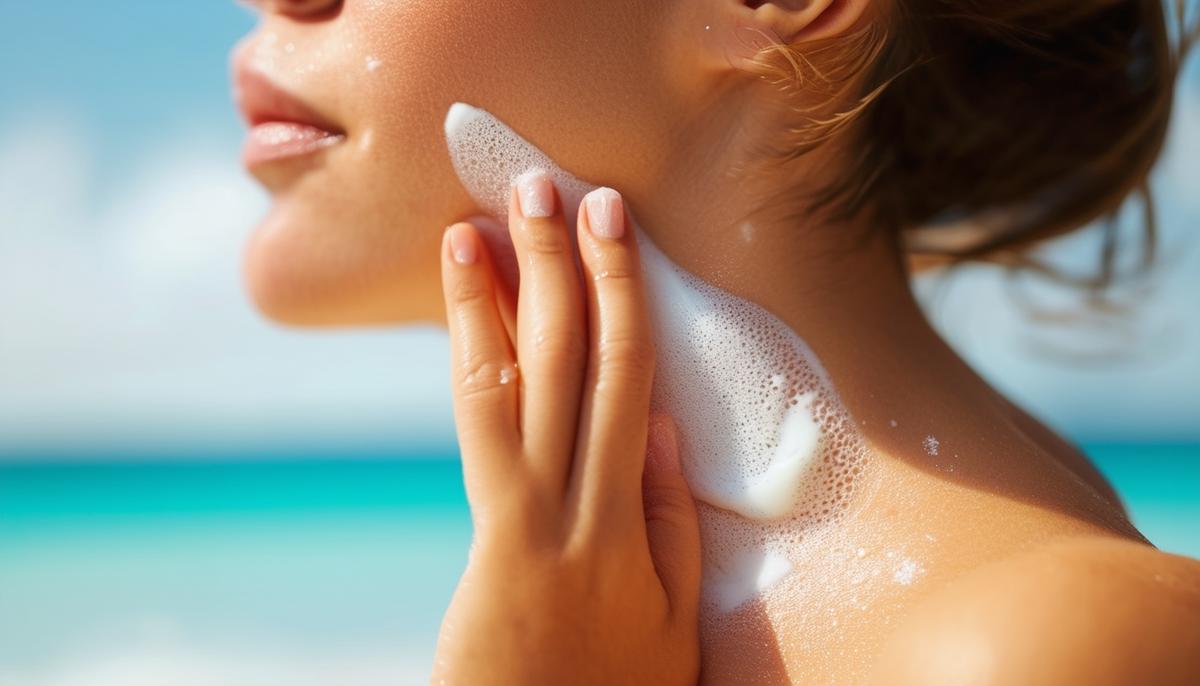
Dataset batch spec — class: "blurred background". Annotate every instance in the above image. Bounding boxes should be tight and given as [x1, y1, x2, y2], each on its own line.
[0, 3, 1196, 685]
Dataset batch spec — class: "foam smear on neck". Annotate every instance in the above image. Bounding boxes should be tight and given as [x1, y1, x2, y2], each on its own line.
[444, 103, 868, 613]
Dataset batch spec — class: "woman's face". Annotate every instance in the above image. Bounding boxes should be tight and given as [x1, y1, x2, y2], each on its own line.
[234, 0, 714, 325]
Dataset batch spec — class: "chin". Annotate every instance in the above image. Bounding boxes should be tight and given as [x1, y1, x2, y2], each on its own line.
[241, 186, 447, 329]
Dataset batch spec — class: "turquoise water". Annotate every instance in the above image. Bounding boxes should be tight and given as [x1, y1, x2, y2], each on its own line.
[0, 445, 1196, 684]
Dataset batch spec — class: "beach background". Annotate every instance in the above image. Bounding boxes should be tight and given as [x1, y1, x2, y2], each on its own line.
[1, 3, 1197, 685]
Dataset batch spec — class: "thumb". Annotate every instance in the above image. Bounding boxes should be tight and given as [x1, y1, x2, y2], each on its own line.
[642, 414, 701, 616]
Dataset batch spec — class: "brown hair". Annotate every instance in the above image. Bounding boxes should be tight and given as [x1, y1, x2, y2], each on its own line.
[751, 0, 1198, 288]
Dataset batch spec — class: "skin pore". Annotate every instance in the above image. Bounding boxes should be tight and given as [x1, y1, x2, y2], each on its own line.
[235, 0, 1200, 683]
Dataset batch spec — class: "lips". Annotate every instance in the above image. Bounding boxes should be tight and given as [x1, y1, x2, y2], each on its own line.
[234, 66, 346, 170]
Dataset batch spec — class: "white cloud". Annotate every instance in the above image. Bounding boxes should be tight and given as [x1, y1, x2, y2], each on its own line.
[0, 111, 454, 455]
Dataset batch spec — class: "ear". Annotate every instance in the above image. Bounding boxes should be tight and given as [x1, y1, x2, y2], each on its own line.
[702, 0, 874, 68]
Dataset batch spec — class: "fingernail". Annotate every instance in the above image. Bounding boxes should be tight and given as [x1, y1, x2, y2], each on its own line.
[645, 416, 681, 474]
[585, 187, 625, 240]
[515, 170, 555, 218]
[448, 225, 477, 265]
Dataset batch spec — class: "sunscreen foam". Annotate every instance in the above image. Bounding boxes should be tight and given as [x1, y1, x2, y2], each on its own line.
[444, 103, 870, 613]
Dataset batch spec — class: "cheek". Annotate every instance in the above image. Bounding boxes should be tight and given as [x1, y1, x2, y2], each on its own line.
[245, 0, 671, 326]
[245, 3, 486, 325]
[358, 0, 671, 197]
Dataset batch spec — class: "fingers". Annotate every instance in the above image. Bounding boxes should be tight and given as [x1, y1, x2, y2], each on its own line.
[441, 222, 520, 509]
[570, 187, 656, 520]
[464, 214, 519, 343]
[508, 171, 588, 489]
[641, 416, 701, 617]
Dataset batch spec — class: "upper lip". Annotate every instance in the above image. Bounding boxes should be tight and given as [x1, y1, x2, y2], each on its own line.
[233, 55, 344, 134]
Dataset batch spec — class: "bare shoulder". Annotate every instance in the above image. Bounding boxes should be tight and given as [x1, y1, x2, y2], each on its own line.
[869, 537, 1200, 686]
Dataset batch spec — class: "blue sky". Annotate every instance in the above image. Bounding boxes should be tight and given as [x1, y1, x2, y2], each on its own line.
[0, 4, 249, 155]
[0, 3, 1197, 456]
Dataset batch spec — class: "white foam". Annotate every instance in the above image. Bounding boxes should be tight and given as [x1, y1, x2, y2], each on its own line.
[708, 549, 794, 613]
[444, 103, 869, 613]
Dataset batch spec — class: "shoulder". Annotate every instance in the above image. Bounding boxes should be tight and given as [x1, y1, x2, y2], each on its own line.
[869, 537, 1200, 686]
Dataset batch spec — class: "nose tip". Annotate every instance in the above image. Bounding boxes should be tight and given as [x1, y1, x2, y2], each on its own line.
[243, 0, 341, 19]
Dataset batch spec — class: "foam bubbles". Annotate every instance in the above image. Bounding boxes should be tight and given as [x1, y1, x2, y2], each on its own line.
[923, 435, 940, 456]
[444, 103, 871, 614]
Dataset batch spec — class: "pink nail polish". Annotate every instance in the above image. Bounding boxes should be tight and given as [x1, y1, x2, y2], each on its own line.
[515, 170, 555, 218]
[585, 187, 625, 239]
[448, 225, 477, 265]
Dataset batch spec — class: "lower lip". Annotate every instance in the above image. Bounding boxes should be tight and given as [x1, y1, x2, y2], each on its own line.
[242, 122, 344, 168]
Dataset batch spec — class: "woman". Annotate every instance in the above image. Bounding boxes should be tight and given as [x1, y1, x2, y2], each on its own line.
[232, 0, 1200, 683]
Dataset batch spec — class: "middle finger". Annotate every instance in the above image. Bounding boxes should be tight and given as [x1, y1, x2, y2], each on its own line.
[509, 170, 588, 491]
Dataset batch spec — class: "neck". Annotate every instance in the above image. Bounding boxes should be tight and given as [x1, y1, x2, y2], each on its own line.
[630, 135, 967, 433]
[443, 100, 993, 469]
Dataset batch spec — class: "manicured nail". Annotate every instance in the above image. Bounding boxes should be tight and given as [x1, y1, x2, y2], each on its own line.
[645, 416, 681, 474]
[515, 170, 555, 218]
[585, 187, 625, 239]
[448, 224, 477, 265]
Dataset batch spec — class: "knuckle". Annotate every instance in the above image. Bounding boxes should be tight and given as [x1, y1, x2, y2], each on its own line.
[449, 272, 492, 306]
[521, 219, 569, 256]
[597, 334, 656, 382]
[589, 263, 639, 284]
[455, 353, 515, 400]
[532, 327, 588, 366]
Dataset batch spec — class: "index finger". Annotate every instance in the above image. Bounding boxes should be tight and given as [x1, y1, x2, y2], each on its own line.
[441, 223, 521, 503]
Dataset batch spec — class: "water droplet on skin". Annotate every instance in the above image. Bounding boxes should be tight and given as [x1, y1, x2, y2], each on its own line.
[923, 435, 940, 456]
[893, 558, 924, 586]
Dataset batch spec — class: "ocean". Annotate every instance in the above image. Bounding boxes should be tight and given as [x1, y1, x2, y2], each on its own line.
[1, 444, 1196, 685]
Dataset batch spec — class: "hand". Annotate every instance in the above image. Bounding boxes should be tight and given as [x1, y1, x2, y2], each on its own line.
[430, 172, 702, 686]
